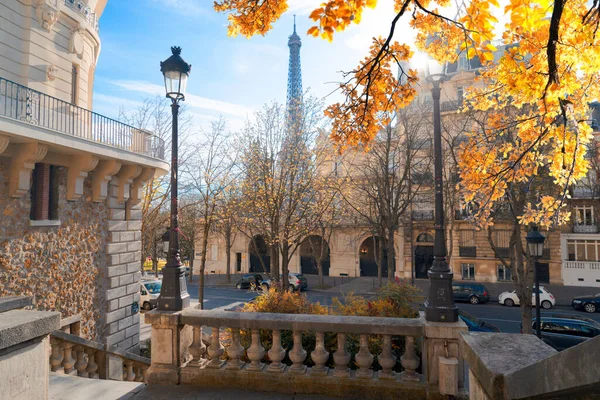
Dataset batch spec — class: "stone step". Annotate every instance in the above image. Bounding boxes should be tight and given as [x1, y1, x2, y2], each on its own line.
[49, 373, 145, 400]
[131, 385, 339, 400]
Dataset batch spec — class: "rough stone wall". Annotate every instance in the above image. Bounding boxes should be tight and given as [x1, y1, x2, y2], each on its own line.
[0, 158, 107, 340]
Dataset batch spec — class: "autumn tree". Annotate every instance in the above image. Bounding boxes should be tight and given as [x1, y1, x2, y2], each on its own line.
[119, 96, 193, 277]
[339, 110, 432, 286]
[238, 98, 332, 290]
[214, 0, 600, 277]
[182, 117, 237, 308]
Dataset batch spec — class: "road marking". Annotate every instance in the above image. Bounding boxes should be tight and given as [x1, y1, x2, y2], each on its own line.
[478, 317, 521, 323]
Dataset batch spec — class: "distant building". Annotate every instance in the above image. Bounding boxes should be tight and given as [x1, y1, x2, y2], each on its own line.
[0, 0, 168, 351]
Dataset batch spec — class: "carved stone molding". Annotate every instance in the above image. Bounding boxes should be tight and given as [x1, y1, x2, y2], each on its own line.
[47, 64, 59, 81]
[91, 160, 121, 202]
[129, 167, 155, 205]
[113, 165, 142, 204]
[70, 29, 85, 59]
[66, 154, 99, 201]
[9, 143, 48, 198]
[0, 135, 10, 155]
[36, 0, 61, 32]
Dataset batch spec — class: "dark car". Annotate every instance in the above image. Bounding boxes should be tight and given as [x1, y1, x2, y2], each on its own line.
[452, 282, 490, 304]
[459, 310, 500, 332]
[235, 274, 264, 290]
[571, 293, 600, 313]
[531, 316, 600, 351]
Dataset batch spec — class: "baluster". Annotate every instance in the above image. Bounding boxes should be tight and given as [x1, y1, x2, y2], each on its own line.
[207, 326, 225, 368]
[355, 334, 374, 378]
[62, 342, 76, 375]
[400, 336, 420, 381]
[226, 329, 245, 370]
[378, 335, 397, 379]
[85, 348, 99, 379]
[188, 326, 207, 367]
[134, 365, 144, 382]
[50, 338, 64, 373]
[124, 359, 136, 381]
[333, 333, 351, 377]
[74, 346, 89, 378]
[310, 331, 329, 375]
[288, 330, 307, 374]
[140, 365, 149, 383]
[267, 330, 286, 373]
[246, 329, 265, 371]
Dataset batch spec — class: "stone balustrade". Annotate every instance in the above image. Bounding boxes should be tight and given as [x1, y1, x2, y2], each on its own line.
[50, 330, 150, 383]
[146, 308, 468, 399]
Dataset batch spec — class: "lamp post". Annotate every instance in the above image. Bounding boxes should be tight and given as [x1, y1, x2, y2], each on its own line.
[157, 46, 191, 311]
[424, 58, 459, 323]
[526, 226, 546, 338]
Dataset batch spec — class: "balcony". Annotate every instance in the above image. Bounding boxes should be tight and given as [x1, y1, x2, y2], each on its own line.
[64, 0, 99, 32]
[412, 210, 434, 220]
[571, 185, 599, 199]
[563, 260, 600, 286]
[0, 77, 165, 160]
[573, 224, 599, 233]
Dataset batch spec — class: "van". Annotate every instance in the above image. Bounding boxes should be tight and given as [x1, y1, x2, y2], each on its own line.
[140, 280, 162, 311]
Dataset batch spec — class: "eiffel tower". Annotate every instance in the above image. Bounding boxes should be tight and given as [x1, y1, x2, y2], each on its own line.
[286, 15, 303, 129]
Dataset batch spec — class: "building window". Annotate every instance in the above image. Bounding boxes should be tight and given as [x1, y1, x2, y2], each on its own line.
[497, 264, 512, 281]
[71, 64, 78, 105]
[575, 205, 594, 226]
[459, 230, 476, 257]
[30, 163, 59, 221]
[567, 239, 600, 261]
[457, 86, 464, 105]
[461, 263, 475, 280]
[210, 244, 218, 261]
[458, 55, 469, 71]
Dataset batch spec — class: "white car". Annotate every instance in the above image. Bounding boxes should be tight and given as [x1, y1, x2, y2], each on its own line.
[140, 280, 162, 311]
[499, 286, 555, 309]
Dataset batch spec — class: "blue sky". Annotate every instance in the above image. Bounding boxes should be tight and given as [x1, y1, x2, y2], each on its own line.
[92, 0, 410, 134]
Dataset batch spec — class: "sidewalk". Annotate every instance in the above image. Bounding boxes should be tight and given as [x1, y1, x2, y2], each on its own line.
[132, 385, 338, 400]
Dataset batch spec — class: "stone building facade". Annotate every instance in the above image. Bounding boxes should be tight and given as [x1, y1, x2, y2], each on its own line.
[0, 0, 168, 351]
[196, 51, 600, 288]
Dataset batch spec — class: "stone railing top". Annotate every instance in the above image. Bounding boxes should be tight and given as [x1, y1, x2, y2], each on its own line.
[51, 330, 104, 351]
[460, 332, 557, 399]
[59, 313, 82, 329]
[0, 296, 32, 313]
[0, 309, 60, 350]
[51, 330, 150, 365]
[174, 308, 425, 336]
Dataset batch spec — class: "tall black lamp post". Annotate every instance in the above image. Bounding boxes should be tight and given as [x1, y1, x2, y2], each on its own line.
[526, 226, 546, 338]
[424, 59, 459, 323]
[157, 47, 191, 311]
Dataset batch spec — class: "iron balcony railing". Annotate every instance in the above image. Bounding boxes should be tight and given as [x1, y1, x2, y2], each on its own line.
[64, 0, 99, 32]
[0, 77, 165, 160]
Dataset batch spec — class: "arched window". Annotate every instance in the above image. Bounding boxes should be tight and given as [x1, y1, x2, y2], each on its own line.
[416, 233, 434, 243]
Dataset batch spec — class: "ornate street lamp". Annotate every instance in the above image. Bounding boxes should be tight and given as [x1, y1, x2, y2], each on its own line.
[526, 226, 546, 338]
[157, 46, 191, 311]
[424, 57, 459, 323]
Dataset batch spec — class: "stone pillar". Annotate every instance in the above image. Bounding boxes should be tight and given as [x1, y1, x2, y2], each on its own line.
[145, 310, 192, 385]
[422, 317, 468, 392]
[103, 179, 143, 352]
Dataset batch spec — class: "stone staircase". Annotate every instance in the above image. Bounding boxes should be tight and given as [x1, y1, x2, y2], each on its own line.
[49, 373, 145, 400]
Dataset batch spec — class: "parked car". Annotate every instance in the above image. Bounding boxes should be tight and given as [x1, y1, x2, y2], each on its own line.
[459, 310, 500, 332]
[571, 293, 600, 313]
[530, 316, 600, 351]
[140, 280, 162, 311]
[499, 286, 555, 309]
[235, 274, 264, 290]
[262, 273, 308, 292]
[452, 283, 490, 304]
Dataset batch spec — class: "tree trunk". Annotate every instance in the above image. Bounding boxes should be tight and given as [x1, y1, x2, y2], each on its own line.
[270, 243, 279, 280]
[513, 226, 533, 333]
[317, 259, 324, 285]
[198, 224, 210, 310]
[225, 231, 231, 283]
[377, 236, 384, 288]
[281, 241, 290, 290]
[387, 229, 395, 282]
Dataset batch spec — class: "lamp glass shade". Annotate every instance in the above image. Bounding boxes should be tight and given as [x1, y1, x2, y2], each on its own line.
[427, 59, 445, 82]
[526, 226, 546, 258]
[160, 46, 191, 101]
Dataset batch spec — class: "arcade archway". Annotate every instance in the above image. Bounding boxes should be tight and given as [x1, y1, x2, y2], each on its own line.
[300, 235, 330, 276]
[359, 236, 389, 277]
[415, 233, 434, 279]
[249, 235, 270, 273]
